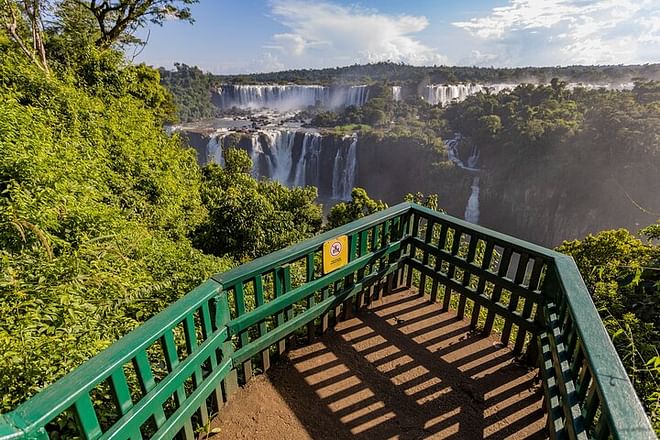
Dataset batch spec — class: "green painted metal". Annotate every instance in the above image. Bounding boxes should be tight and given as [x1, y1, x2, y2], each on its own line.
[0, 203, 654, 439]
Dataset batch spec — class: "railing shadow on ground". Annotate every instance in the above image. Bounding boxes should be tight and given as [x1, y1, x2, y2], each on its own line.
[215, 288, 547, 439]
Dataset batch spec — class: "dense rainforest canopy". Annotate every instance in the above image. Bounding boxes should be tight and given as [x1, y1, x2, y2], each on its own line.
[0, 0, 658, 434]
[0, 0, 323, 414]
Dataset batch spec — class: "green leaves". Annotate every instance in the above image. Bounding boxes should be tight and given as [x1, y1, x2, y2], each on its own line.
[193, 149, 322, 260]
[558, 227, 660, 433]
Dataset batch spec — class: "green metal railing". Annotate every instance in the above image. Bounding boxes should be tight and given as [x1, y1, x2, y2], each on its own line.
[0, 203, 654, 439]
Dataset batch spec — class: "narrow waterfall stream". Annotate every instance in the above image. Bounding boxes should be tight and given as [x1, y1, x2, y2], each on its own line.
[445, 134, 482, 224]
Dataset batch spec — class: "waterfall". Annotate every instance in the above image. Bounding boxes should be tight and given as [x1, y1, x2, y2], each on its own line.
[249, 133, 267, 178]
[346, 86, 370, 107]
[392, 86, 402, 101]
[206, 133, 226, 166]
[216, 84, 371, 110]
[426, 84, 514, 106]
[331, 136, 358, 200]
[205, 128, 358, 199]
[445, 134, 482, 224]
[464, 177, 481, 224]
[261, 130, 296, 185]
[292, 132, 322, 187]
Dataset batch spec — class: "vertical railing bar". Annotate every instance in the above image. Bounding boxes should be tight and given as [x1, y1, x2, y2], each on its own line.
[199, 302, 224, 409]
[73, 394, 103, 440]
[182, 315, 209, 426]
[500, 253, 529, 346]
[513, 257, 545, 353]
[470, 239, 495, 329]
[274, 268, 286, 354]
[429, 223, 449, 304]
[305, 253, 317, 340]
[483, 247, 513, 335]
[133, 351, 167, 428]
[442, 228, 463, 311]
[418, 218, 435, 297]
[160, 331, 195, 439]
[356, 229, 369, 309]
[253, 275, 270, 372]
[457, 233, 478, 320]
[232, 283, 252, 382]
[406, 213, 420, 287]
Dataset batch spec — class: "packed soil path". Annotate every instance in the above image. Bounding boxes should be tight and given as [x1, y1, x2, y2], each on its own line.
[211, 289, 547, 439]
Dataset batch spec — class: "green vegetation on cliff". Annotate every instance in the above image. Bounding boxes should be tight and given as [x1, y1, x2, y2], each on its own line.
[558, 227, 660, 433]
[0, 1, 320, 413]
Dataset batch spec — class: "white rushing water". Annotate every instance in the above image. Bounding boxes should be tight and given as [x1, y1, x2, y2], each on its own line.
[426, 84, 515, 106]
[293, 132, 323, 188]
[445, 134, 482, 224]
[392, 86, 402, 101]
[206, 129, 357, 200]
[331, 135, 358, 200]
[216, 84, 370, 111]
[261, 130, 297, 185]
[464, 177, 481, 224]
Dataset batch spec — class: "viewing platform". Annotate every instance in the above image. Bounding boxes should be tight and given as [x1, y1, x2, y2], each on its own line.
[0, 203, 655, 440]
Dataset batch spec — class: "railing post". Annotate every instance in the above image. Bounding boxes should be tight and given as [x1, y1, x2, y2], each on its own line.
[215, 291, 238, 401]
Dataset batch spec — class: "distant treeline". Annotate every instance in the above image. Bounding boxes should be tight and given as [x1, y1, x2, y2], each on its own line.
[201, 61, 660, 85]
[160, 62, 660, 122]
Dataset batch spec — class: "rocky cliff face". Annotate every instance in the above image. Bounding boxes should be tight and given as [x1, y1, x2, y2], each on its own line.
[178, 128, 658, 247]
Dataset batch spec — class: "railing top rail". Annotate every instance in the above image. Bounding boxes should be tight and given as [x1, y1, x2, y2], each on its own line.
[3, 279, 223, 436]
[1, 202, 654, 439]
[409, 203, 565, 261]
[211, 202, 413, 287]
[553, 256, 656, 439]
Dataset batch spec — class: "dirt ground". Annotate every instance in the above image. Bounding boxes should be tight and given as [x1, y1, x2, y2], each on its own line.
[211, 289, 547, 439]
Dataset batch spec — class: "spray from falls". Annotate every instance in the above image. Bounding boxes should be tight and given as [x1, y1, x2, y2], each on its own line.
[392, 86, 402, 101]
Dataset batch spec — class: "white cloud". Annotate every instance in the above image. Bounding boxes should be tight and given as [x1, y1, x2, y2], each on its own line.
[266, 0, 447, 66]
[453, 0, 660, 65]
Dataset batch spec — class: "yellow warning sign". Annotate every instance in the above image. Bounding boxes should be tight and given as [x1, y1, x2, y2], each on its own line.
[323, 235, 349, 274]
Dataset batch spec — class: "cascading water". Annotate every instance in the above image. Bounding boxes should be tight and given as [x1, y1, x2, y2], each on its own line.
[331, 135, 358, 200]
[260, 130, 297, 185]
[249, 134, 265, 178]
[464, 177, 480, 224]
[206, 132, 226, 166]
[426, 84, 514, 106]
[293, 132, 323, 188]
[392, 86, 402, 101]
[445, 134, 482, 224]
[216, 84, 371, 111]
[200, 127, 358, 201]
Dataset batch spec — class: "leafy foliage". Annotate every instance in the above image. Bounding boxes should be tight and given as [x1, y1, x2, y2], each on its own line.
[0, 34, 235, 412]
[558, 228, 660, 433]
[159, 63, 218, 122]
[194, 148, 323, 260]
[326, 188, 387, 229]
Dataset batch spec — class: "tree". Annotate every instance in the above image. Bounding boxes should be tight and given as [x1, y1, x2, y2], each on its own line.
[1, 0, 49, 73]
[327, 188, 387, 229]
[193, 149, 323, 260]
[77, 0, 198, 48]
[557, 228, 659, 432]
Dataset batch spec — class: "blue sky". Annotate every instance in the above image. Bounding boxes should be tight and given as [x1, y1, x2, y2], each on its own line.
[135, 0, 660, 74]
